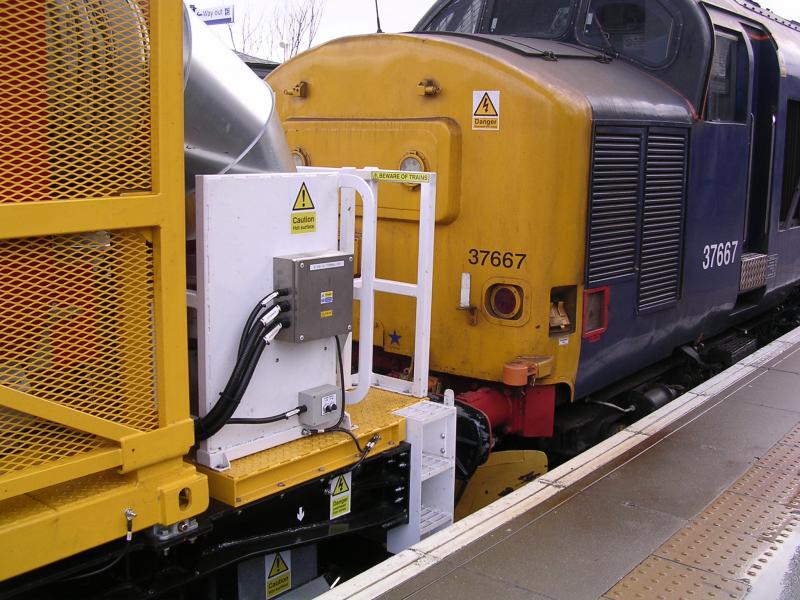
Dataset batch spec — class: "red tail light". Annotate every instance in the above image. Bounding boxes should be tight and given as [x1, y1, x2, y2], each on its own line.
[582, 287, 609, 342]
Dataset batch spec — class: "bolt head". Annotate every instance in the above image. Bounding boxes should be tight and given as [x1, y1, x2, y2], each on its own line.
[300, 262, 305, 269]
[347, 324, 352, 331]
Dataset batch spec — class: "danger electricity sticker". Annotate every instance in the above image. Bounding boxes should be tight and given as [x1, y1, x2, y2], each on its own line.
[291, 182, 316, 235]
[329, 472, 352, 520]
[473, 90, 500, 131]
[265, 551, 291, 598]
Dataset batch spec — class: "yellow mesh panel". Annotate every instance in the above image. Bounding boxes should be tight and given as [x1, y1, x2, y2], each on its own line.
[0, 409, 111, 476]
[0, 231, 159, 432]
[0, 0, 152, 204]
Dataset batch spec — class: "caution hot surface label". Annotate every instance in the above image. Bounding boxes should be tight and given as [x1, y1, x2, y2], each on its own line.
[265, 551, 291, 598]
[473, 90, 500, 131]
[291, 182, 316, 235]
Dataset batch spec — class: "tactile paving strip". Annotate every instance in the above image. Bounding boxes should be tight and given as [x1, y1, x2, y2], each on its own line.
[695, 491, 800, 542]
[604, 555, 748, 600]
[601, 423, 800, 599]
[655, 522, 776, 581]
[778, 423, 800, 448]
[728, 466, 800, 508]
[755, 443, 800, 474]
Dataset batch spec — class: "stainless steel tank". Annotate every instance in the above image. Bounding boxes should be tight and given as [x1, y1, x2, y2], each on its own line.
[183, 7, 294, 234]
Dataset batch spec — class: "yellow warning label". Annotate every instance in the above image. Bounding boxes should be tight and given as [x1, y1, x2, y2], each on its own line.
[330, 472, 352, 519]
[320, 309, 333, 319]
[371, 171, 431, 184]
[269, 553, 289, 578]
[292, 182, 315, 210]
[333, 475, 349, 495]
[291, 212, 316, 235]
[474, 92, 498, 116]
[266, 552, 291, 598]
[472, 90, 500, 131]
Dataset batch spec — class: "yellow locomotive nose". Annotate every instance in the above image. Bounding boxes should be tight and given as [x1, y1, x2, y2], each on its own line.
[270, 33, 591, 398]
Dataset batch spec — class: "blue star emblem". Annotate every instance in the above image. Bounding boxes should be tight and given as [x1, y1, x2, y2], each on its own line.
[389, 330, 402, 345]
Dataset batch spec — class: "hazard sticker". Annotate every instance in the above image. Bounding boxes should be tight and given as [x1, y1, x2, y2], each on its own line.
[321, 291, 334, 304]
[320, 309, 333, 319]
[329, 472, 352, 519]
[291, 182, 316, 235]
[265, 551, 291, 598]
[472, 91, 500, 131]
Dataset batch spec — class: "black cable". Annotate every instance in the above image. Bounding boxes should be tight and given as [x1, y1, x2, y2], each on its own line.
[195, 329, 264, 440]
[60, 549, 128, 582]
[328, 425, 364, 454]
[237, 289, 289, 354]
[229, 406, 307, 425]
[331, 335, 347, 430]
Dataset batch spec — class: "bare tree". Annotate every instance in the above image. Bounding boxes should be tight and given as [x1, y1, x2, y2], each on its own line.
[225, 1, 270, 57]
[214, 0, 325, 62]
[271, 0, 326, 60]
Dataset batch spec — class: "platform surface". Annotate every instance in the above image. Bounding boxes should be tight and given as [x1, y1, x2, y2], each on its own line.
[326, 328, 800, 600]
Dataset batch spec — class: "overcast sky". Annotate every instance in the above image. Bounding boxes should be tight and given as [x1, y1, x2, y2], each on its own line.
[187, 0, 800, 61]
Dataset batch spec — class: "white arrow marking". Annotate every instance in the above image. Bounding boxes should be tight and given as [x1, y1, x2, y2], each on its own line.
[297, 506, 305, 522]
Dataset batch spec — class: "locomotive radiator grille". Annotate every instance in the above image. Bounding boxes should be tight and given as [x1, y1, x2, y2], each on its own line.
[0, 0, 152, 205]
[638, 130, 689, 311]
[587, 129, 643, 284]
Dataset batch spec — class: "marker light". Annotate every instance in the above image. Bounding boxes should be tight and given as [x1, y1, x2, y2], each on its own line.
[399, 152, 425, 173]
[486, 284, 523, 320]
[292, 148, 310, 167]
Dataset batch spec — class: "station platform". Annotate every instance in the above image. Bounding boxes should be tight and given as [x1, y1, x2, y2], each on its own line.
[324, 327, 800, 600]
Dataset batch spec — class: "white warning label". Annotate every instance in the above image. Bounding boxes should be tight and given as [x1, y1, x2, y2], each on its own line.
[472, 90, 500, 131]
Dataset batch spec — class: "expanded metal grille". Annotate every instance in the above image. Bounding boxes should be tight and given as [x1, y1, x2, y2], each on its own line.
[0, 408, 111, 476]
[587, 128, 643, 285]
[0, 231, 159, 438]
[0, 0, 152, 204]
[638, 130, 688, 311]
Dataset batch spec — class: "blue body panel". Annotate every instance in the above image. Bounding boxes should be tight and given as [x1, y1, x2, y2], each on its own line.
[575, 123, 751, 397]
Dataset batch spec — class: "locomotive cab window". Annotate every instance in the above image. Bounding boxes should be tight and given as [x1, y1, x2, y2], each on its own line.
[422, 0, 485, 33]
[780, 100, 800, 229]
[705, 31, 748, 123]
[488, 0, 576, 38]
[580, 0, 678, 67]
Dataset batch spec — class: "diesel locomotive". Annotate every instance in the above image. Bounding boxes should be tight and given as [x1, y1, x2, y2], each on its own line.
[270, 0, 800, 472]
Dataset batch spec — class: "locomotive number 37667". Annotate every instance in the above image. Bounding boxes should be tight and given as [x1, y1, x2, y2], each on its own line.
[702, 241, 738, 270]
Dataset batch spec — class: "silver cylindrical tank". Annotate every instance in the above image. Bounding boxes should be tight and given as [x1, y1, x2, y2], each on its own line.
[183, 6, 294, 196]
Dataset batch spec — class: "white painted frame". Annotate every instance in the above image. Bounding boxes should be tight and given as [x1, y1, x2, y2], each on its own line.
[301, 166, 437, 401]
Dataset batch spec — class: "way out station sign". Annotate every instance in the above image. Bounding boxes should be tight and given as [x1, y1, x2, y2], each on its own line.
[190, 4, 235, 25]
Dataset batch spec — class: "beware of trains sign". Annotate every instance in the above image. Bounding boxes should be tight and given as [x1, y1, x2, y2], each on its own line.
[473, 91, 500, 131]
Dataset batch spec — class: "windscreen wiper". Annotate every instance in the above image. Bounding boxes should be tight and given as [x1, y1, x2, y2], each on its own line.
[589, 11, 618, 62]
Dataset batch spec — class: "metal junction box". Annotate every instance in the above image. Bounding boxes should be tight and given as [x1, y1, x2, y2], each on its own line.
[274, 251, 354, 343]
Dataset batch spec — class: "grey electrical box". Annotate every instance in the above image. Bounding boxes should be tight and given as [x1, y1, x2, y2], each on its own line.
[298, 384, 342, 429]
[273, 251, 354, 343]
